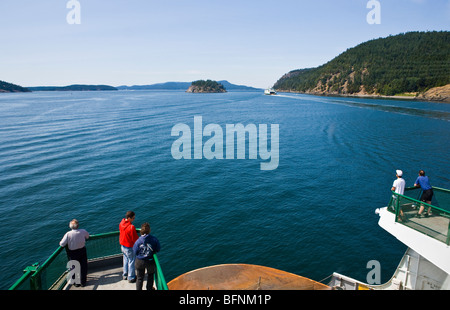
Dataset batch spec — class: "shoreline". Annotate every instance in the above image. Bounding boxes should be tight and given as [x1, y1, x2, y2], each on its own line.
[277, 90, 450, 104]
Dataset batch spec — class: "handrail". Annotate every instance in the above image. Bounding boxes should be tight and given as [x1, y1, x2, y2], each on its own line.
[9, 230, 168, 290]
[431, 186, 450, 192]
[153, 254, 169, 290]
[389, 186, 450, 245]
[29, 246, 65, 290]
[394, 186, 450, 215]
[8, 263, 39, 290]
[88, 230, 122, 240]
[391, 191, 436, 213]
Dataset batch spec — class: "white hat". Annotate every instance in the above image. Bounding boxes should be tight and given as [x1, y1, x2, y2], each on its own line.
[396, 170, 403, 177]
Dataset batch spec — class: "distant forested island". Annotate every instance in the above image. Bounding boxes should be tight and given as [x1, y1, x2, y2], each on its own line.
[274, 31, 450, 102]
[118, 80, 259, 92]
[1, 80, 261, 93]
[186, 80, 227, 93]
[28, 85, 118, 91]
[0, 80, 31, 93]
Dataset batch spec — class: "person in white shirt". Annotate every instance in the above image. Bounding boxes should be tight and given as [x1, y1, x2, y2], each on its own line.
[59, 219, 90, 287]
[391, 170, 406, 221]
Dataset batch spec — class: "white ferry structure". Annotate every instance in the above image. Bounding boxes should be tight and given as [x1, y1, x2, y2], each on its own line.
[329, 186, 450, 290]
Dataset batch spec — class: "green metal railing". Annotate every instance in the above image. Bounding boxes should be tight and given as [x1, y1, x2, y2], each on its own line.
[9, 230, 168, 290]
[388, 186, 450, 245]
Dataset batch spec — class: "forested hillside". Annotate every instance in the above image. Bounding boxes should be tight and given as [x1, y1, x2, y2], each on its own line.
[0, 80, 31, 93]
[274, 31, 450, 97]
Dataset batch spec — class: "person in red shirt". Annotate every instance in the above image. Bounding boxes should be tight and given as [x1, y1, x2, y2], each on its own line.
[119, 211, 139, 282]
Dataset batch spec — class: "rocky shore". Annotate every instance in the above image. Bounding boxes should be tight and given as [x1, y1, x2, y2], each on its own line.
[277, 84, 450, 103]
[416, 84, 450, 103]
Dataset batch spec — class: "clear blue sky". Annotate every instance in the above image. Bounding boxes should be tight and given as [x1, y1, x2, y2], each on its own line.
[1, 0, 449, 88]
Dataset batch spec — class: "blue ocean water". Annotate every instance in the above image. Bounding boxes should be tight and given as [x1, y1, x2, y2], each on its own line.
[0, 90, 449, 289]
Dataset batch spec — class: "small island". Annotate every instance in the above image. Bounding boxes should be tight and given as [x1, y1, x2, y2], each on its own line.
[186, 80, 227, 93]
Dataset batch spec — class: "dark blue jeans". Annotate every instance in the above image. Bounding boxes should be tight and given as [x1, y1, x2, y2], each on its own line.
[135, 258, 156, 290]
[66, 246, 88, 286]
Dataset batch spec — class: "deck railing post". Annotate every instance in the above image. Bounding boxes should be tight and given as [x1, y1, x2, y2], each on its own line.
[394, 193, 400, 222]
[153, 254, 168, 290]
[447, 222, 450, 246]
[30, 268, 42, 290]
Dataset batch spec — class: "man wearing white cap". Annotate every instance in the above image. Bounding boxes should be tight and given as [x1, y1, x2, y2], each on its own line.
[392, 170, 405, 195]
[392, 170, 406, 220]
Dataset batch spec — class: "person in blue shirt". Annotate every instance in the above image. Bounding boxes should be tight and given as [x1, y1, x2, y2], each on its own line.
[133, 222, 161, 290]
[414, 170, 433, 217]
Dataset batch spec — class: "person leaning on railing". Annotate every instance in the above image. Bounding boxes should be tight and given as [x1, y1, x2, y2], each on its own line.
[392, 170, 406, 221]
[59, 219, 90, 287]
[119, 211, 139, 283]
[414, 170, 434, 218]
[133, 222, 161, 291]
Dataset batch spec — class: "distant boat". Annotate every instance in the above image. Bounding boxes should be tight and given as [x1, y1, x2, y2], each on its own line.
[264, 88, 277, 95]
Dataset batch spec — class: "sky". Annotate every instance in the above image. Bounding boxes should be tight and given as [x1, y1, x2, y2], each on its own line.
[1, 0, 449, 89]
